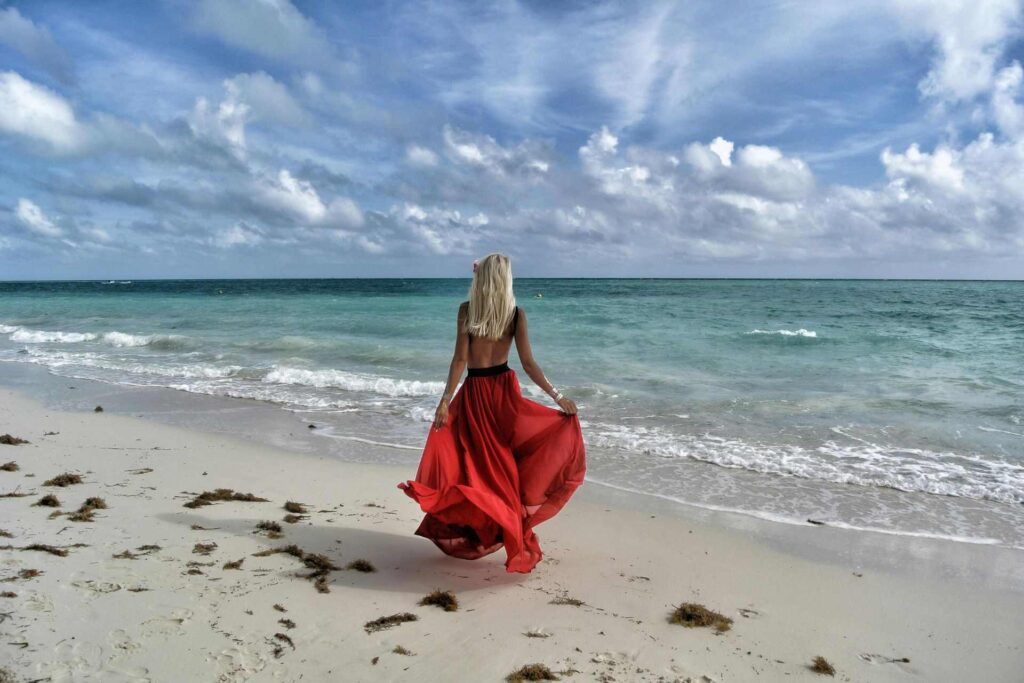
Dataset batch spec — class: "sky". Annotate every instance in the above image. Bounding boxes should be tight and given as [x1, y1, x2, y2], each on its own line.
[1, 0, 1023, 279]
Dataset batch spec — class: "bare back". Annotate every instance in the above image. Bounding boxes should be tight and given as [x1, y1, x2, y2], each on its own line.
[461, 300, 519, 368]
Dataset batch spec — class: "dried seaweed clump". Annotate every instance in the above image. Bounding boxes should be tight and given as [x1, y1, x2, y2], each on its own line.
[810, 656, 836, 676]
[548, 595, 584, 607]
[282, 513, 304, 524]
[193, 542, 218, 555]
[113, 545, 161, 560]
[223, 558, 244, 570]
[363, 612, 418, 633]
[183, 488, 269, 508]
[256, 520, 282, 534]
[69, 497, 107, 522]
[34, 494, 60, 507]
[0, 530, 11, 538]
[506, 663, 560, 682]
[43, 472, 83, 487]
[0, 434, 28, 445]
[419, 589, 458, 612]
[0, 665, 20, 683]
[669, 602, 733, 633]
[346, 558, 376, 573]
[0, 543, 69, 557]
[252, 544, 339, 593]
[283, 501, 307, 514]
[392, 645, 414, 655]
[0, 461, 18, 472]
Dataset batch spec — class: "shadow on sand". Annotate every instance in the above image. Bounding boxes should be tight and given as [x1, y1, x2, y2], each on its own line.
[154, 510, 531, 595]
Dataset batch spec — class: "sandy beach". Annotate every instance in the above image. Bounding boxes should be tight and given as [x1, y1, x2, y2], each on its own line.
[1, 384, 1022, 682]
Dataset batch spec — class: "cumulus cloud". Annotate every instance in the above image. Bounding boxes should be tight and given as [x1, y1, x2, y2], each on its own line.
[0, 7, 74, 85]
[0, 71, 85, 152]
[187, 72, 308, 160]
[895, 0, 1023, 103]
[443, 125, 550, 178]
[252, 169, 363, 228]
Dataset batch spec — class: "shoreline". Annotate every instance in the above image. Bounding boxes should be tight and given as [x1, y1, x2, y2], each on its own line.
[2, 359, 1023, 578]
[1, 381, 1022, 680]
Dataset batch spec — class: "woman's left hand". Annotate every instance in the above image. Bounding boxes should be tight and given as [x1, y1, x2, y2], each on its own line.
[433, 399, 449, 429]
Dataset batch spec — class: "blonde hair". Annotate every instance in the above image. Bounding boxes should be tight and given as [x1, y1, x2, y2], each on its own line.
[465, 253, 517, 339]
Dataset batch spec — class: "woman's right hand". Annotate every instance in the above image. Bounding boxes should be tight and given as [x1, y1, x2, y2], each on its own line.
[556, 397, 577, 415]
[433, 399, 449, 430]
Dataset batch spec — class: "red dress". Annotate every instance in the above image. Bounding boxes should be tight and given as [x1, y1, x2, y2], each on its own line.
[397, 360, 586, 573]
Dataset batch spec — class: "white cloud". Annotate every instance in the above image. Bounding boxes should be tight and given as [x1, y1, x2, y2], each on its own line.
[406, 144, 439, 167]
[882, 143, 965, 191]
[442, 125, 551, 179]
[0, 7, 73, 84]
[992, 61, 1024, 139]
[190, 0, 336, 66]
[252, 169, 363, 228]
[389, 203, 490, 255]
[0, 71, 84, 152]
[15, 198, 62, 237]
[188, 72, 306, 156]
[213, 222, 263, 248]
[895, 0, 1023, 103]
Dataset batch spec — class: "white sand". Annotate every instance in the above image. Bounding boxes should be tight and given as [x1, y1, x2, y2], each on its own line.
[1, 386, 1022, 682]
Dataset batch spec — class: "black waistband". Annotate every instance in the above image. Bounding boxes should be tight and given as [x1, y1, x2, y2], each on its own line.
[466, 362, 510, 377]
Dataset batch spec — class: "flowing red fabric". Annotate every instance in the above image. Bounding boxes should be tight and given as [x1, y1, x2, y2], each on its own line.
[397, 367, 586, 573]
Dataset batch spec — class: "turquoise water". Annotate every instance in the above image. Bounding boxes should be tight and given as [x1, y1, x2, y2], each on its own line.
[1, 279, 1022, 545]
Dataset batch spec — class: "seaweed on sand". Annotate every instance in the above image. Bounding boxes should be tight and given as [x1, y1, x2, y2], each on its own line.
[506, 664, 560, 682]
[183, 488, 268, 508]
[668, 602, 733, 633]
[419, 589, 458, 612]
[810, 656, 836, 676]
[43, 472, 82, 487]
[345, 558, 376, 573]
[363, 612, 418, 633]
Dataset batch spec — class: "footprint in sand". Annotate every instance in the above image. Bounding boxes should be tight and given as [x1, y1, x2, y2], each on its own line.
[212, 645, 269, 683]
[141, 607, 194, 637]
[24, 590, 54, 613]
[72, 579, 123, 594]
[39, 640, 104, 679]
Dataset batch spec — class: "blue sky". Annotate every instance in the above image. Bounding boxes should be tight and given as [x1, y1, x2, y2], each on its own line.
[1, 0, 1023, 278]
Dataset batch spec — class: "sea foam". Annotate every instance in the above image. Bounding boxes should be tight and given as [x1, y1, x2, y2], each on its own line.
[264, 366, 445, 397]
[748, 328, 817, 337]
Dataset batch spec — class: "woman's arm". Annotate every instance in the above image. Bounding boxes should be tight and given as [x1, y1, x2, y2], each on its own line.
[433, 302, 470, 429]
[514, 308, 577, 415]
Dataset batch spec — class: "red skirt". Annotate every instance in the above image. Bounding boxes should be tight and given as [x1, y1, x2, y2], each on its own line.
[397, 363, 586, 573]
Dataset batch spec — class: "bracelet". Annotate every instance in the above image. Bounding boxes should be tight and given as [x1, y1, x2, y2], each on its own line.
[553, 391, 564, 401]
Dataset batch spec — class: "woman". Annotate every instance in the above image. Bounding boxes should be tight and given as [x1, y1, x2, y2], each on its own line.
[398, 253, 586, 573]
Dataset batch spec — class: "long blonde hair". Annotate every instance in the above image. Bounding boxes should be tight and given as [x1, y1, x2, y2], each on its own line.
[465, 253, 517, 339]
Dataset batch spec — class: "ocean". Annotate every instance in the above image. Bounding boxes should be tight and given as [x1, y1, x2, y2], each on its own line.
[1, 278, 1022, 547]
